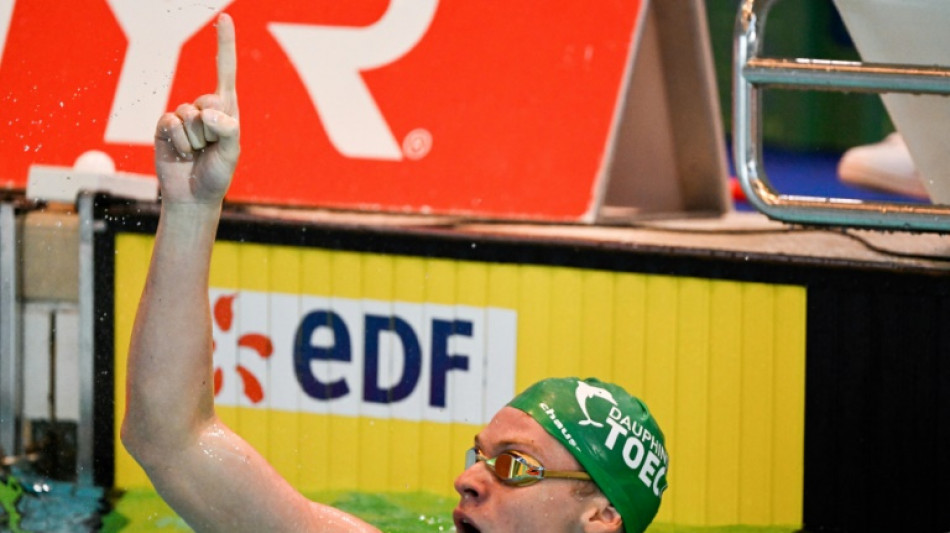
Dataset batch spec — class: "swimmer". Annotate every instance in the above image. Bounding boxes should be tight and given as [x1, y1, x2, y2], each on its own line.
[121, 13, 668, 533]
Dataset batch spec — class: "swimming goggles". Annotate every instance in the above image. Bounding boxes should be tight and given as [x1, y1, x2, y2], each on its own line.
[465, 447, 592, 487]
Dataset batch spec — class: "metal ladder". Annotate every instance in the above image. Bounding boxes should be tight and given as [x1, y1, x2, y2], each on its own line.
[0, 198, 97, 485]
[734, 0, 950, 232]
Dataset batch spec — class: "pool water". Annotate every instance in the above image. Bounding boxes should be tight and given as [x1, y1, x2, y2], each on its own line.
[1, 468, 105, 533]
[100, 489, 800, 533]
[101, 490, 458, 532]
[2, 469, 797, 533]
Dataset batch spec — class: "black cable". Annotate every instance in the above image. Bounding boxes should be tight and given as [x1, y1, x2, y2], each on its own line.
[464, 217, 950, 264]
[837, 229, 950, 263]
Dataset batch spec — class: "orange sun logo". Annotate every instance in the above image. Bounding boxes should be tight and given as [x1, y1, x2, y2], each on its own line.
[212, 294, 274, 404]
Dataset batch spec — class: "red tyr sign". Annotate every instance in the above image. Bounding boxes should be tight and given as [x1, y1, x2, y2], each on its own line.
[0, 0, 645, 220]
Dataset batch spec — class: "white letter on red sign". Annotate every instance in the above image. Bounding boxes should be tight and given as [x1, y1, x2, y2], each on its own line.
[269, 0, 438, 161]
[0, 0, 14, 68]
[104, 0, 234, 145]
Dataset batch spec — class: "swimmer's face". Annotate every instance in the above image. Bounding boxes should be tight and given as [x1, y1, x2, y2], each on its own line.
[453, 406, 614, 533]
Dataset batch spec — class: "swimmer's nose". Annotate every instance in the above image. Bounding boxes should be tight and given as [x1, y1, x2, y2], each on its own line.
[454, 461, 490, 503]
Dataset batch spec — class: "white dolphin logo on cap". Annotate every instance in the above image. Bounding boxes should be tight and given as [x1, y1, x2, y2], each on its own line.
[575, 381, 618, 427]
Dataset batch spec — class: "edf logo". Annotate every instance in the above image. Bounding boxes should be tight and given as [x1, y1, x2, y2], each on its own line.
[294, 310, 469, 408]
[211, 289, 517, 425]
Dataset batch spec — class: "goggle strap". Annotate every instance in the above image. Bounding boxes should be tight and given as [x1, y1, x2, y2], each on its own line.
[542, 470, 593, 481]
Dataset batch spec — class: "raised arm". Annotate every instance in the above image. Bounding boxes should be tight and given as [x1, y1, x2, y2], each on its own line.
[121, 14, 378, 532]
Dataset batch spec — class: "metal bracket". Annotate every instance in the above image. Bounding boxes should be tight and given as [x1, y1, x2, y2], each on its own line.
[734, 0, 950, 232]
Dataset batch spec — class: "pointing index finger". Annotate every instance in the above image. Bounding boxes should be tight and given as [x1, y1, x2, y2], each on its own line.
[215, 13, 237, 114]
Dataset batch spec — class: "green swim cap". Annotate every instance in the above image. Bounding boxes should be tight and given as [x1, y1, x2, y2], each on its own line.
[508, 377, 668, 533]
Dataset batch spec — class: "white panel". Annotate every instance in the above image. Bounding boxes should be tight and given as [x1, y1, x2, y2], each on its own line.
[21, 304, 79, 421]
[22, 304, 51, 420]
[484, 308, 518, 423]
[210, 288, 517, 425]
[54, 308, 79, 420]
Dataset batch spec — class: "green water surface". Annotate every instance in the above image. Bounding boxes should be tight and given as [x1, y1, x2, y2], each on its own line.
[101, 490, 798, 533]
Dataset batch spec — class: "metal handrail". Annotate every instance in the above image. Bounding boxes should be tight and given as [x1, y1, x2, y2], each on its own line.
[734, 0, 950, 232]
[0, 202, 19, 459]
[77, 193, 96, 485]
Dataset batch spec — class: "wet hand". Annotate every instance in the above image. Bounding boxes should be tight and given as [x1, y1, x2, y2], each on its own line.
[154, 13, 239, 205]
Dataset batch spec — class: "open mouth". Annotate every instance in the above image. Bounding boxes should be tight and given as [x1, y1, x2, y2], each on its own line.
[456, 519, 480, 533]
[453, 510, 481, 533]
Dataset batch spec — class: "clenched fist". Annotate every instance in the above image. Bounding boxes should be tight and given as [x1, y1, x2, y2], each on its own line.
[154, 13, 239, 205]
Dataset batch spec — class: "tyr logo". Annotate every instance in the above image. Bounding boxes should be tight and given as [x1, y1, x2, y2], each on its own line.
[98, 0, 438, 161]
[269, 0, 439, 160]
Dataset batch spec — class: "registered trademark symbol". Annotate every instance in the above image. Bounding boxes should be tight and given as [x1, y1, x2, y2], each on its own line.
[402, 128, 432, 160]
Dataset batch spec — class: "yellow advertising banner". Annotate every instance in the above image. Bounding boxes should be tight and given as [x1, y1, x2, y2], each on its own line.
[113, 233, 806, 527]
